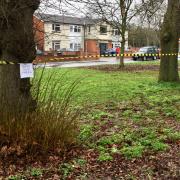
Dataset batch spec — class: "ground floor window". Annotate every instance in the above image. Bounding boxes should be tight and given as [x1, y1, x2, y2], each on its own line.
[52, 41, 61, 51]
[70, 43, 81, 51]
[112, 42, 121, 48]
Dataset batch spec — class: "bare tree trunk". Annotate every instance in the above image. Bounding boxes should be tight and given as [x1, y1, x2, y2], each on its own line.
[119, 39, 125, 68]
[118, 0, 129, 68]
[159, 0, 180, 82]
[0, 0, 40, 114]
[119, 19, 126, 68]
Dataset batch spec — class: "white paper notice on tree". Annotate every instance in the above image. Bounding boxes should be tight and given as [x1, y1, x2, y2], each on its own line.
[20, 63, 34, 79]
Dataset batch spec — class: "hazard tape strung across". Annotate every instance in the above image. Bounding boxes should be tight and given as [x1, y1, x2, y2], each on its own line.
[0, 52, 180, 64]
[0, 61, 35, 65]
[0, 61, 16, 65]
[46, 53, 180, 61]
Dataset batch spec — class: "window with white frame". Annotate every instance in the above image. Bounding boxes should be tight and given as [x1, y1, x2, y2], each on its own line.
[70, 43, 81, 51]
[100, 26, 107, 34]
[52, 41, 61, 51]
[52, 24, 61, 32]
[112, 29, 120, 36]
[70, 25, 81, 32]
[113, 42, 121, 48]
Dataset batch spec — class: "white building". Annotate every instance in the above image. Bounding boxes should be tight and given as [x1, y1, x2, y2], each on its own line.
[34, 13, 128, 55]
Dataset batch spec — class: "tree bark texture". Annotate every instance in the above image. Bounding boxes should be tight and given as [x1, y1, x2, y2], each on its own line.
[119, 0, 128, 68]
[119, 25, 127, 68]
[0, 65, 36, 114]
[0, 0, 40, 114]
[120, 39, 125, 68]
[159, 0, 180, 82]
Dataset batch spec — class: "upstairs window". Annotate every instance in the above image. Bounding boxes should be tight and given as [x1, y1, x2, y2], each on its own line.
[100, 26, 107, 34]
[70, 25, 81, 32]
[52, 24, 61, 32]
[112, 29, 120, 36]
[52, 41, 60, 51]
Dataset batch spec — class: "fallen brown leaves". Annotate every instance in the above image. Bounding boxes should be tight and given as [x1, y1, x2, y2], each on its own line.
[0, 135, 179, 179]
[0, 95, 180, 179]
[84, 64, 160, 72]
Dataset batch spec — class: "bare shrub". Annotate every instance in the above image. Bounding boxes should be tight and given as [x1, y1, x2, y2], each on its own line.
[0, 67, 81, 152]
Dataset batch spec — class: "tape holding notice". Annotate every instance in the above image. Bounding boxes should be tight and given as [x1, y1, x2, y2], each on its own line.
[20, 63, 34, 79]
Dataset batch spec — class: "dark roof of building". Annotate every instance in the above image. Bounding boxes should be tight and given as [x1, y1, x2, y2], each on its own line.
[35, 13, 100, 25]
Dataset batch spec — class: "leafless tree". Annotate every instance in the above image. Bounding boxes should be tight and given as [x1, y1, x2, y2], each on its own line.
[137, 0, 167, 46]
[61, 0, 146, 68]
[138, 0, 179, 81]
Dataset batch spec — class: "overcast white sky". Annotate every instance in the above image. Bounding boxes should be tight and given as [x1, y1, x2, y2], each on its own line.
[39, 0, 85, 17]
[38, 0, 167, 27]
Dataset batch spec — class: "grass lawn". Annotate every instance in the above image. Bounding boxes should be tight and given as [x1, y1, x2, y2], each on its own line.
[5, 63, 180, 179]
[37, 62, 180, 107]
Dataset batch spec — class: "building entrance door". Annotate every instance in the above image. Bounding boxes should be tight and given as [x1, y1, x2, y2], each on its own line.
[100, 43, 107, 55]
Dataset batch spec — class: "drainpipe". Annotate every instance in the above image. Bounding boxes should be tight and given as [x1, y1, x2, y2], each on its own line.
[84, 20, 88, 56]
[84, 21, 86, 54]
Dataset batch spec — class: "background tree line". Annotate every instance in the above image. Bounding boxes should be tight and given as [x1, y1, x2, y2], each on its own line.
[128, 25, 160, 48]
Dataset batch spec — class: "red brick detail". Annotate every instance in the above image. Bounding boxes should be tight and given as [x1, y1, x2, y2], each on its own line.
[33, 16, 44, 51]
[85, 39, 99, 55]
[35, 53, 99, 63]
[108, 41, 112, 49]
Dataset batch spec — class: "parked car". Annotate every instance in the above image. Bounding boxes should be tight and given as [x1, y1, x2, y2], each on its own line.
[36, 49, 44, 55]
[103, 48, 116, 56]
[132, 46, 159, 61]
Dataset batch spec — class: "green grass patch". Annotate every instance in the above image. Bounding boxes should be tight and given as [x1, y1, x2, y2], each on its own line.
[33, 65, 180, 161]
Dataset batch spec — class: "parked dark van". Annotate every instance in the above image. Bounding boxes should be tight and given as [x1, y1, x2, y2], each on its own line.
[132, 46, 159, 61]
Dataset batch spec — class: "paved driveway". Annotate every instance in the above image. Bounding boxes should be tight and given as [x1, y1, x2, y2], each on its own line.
[36, 57, 135, 68]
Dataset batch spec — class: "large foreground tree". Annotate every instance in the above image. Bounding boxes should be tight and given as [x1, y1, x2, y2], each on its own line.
[0, 0, 40, 114]
[159, 0, 180, 82]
